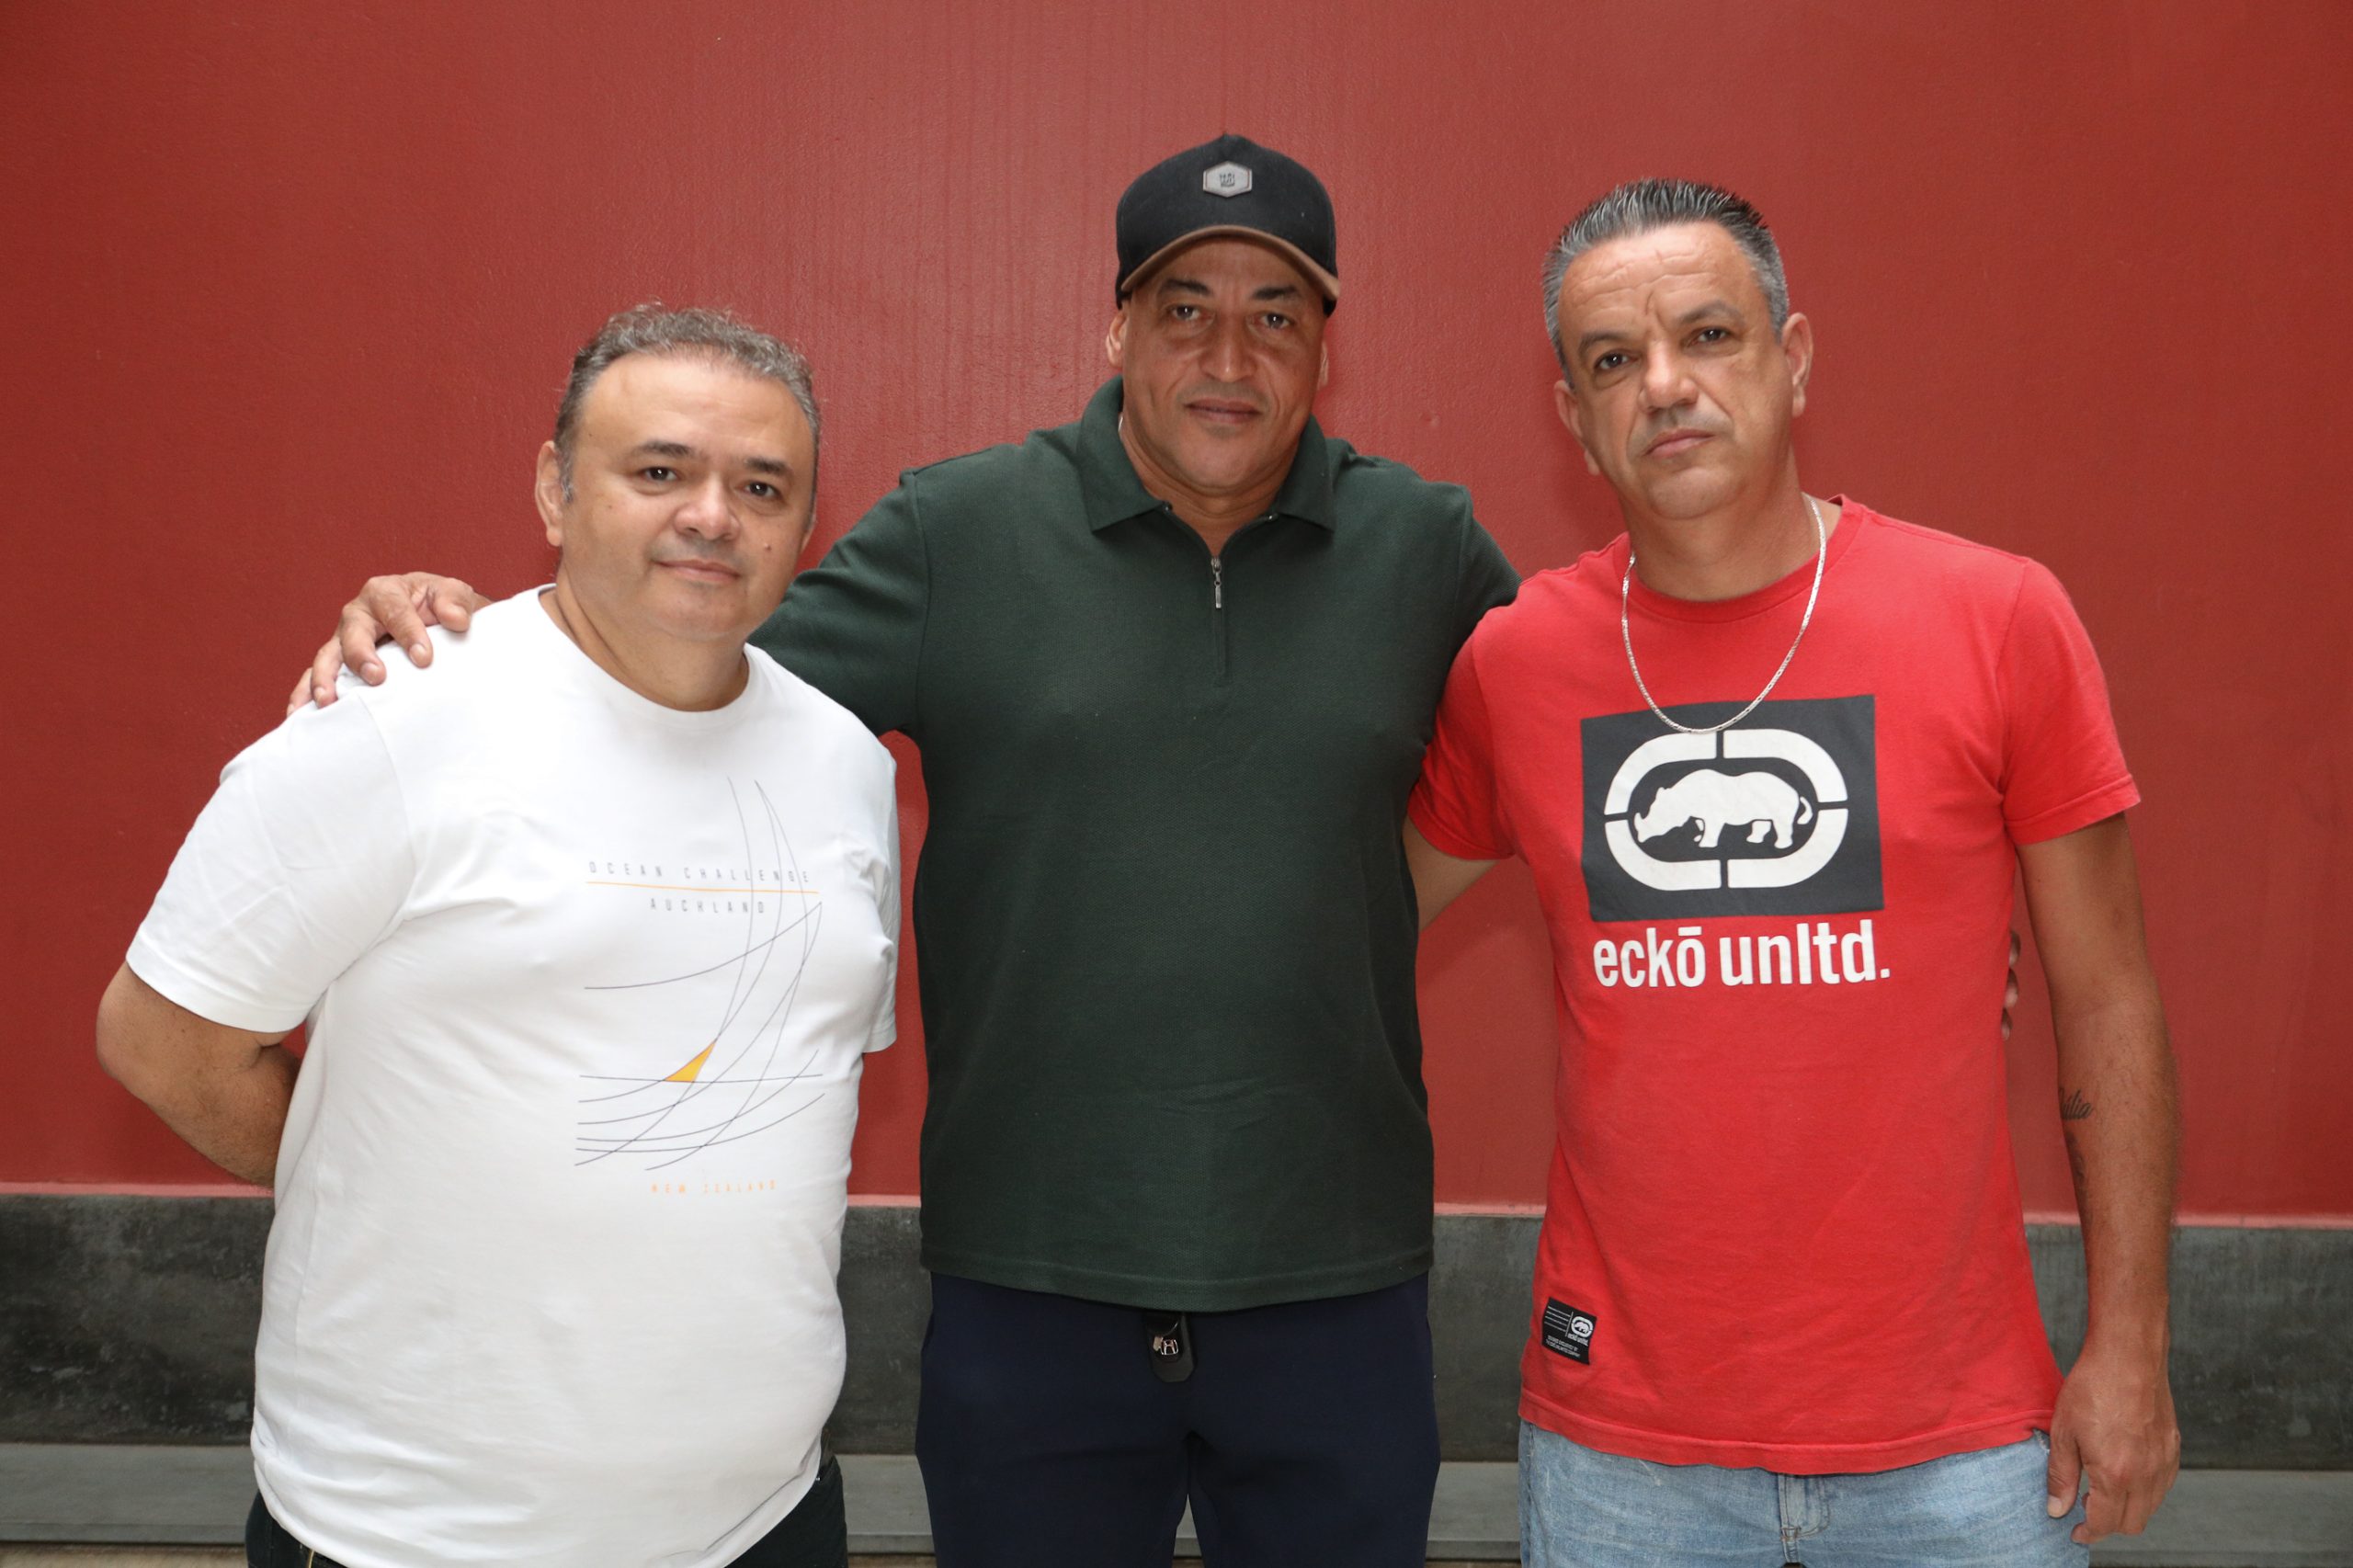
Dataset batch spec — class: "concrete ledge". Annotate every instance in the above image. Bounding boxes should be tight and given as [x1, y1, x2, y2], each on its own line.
[5, 1197, 2349, 1465]
[2, 1446, 2348, 1564]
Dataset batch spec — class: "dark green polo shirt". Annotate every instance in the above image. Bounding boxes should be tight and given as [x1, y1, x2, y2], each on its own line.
[756, 378, 1518, 1311]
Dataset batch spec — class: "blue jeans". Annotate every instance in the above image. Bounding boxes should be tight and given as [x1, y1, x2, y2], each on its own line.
[1520, 1421, 2090, 1567]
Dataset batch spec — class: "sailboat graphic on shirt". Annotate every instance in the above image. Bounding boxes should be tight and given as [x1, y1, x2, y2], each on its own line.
[571, 779, 828, 1170]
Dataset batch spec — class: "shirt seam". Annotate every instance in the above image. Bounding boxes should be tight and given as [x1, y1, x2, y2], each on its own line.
[347, 688, 425, 903]
[1992, 555, 2034, 790]
[1872, 514, 2033, 563]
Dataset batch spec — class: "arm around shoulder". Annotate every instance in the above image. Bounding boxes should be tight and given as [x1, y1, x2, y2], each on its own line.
[755, 480, 932, 737]
[298, 572, 491, 712]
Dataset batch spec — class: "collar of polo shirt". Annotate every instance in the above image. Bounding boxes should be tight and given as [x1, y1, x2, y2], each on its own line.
[1074, 378, 1340, 534]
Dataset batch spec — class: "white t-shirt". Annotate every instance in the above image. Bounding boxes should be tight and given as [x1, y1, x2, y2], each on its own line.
[129, 590, 898, 1568]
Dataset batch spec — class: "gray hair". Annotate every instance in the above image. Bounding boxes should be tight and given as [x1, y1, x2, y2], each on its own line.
[1541, 179, 1790, 375]
[552, 303, 821, 505]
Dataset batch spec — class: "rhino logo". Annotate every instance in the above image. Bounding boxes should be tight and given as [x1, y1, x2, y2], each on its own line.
[1634, 768, 1814, 850]
[1579, 698, 1882, 921]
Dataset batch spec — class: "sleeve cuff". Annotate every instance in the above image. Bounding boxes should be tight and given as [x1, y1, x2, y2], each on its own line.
[124, 939, 313, 1037]
[1407, 797, 1509, 863]
[2006, 777, 2142, 846]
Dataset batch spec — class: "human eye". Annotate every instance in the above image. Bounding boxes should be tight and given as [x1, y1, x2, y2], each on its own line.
[743, 481, 779, 500]
[639, 466, 679, 483]
[1591, 350, 1630, 376]
[1692, 325, 1733, 347]
[1260, 310, 1293, 330]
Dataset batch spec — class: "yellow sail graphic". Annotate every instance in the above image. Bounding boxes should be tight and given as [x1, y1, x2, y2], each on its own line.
[665, 1044, 715, 1084]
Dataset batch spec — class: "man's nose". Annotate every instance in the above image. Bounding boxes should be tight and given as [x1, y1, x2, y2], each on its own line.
[1202, 314, 1251, 382]
[674, 477, 740, 537]
[1638, 347, 1697, 413]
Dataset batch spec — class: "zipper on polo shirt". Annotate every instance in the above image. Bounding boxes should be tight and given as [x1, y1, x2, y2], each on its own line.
[1207, 515, 1274, 684]
[1210, 552, 1228, 680]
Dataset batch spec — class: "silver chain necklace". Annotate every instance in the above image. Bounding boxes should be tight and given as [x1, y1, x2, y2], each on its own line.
[1620, 496, 1830, 736]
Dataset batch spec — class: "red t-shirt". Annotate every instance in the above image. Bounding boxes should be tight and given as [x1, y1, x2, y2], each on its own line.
[1409, 499, 2138, 1474]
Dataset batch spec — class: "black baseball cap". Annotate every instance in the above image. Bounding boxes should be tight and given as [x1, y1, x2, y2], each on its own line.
[1115, 133, 1339, 310]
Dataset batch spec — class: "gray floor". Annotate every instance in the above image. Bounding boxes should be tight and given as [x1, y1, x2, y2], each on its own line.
[0, 1445, 2346, 1564]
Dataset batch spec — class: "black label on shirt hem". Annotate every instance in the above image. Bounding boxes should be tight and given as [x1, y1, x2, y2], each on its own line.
[1541, 1299, 1597, 1365]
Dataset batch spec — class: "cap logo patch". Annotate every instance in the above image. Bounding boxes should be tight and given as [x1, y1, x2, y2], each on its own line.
[1201, 161, 1253, 198]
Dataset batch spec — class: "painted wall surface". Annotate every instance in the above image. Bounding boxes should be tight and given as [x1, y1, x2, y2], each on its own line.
[5, 2, 2347, 1218]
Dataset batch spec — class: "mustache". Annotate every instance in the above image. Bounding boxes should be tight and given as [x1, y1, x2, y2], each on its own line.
[1183, 383, 1267, 412]
[652, 544, 745, 573]
[1639, 417, 1728, 450]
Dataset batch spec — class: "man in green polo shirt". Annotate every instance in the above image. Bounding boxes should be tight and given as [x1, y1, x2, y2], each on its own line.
[294, 134, 1518, 1566]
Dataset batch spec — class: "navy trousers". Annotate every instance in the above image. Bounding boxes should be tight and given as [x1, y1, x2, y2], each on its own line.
[915, 1272, 1440, 1568]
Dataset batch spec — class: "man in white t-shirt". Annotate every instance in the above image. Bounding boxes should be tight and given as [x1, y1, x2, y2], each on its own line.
[96, 305, 900, 1568]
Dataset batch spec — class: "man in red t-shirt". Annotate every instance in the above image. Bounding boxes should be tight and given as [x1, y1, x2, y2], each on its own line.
[1408, 181, 2180, 1563]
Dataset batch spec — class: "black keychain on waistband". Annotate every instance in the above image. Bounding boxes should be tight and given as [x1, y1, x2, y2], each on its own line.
[1144, 1311, 1193, 1382]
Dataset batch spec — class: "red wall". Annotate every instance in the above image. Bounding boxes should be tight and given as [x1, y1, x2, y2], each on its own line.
[6, 2, 2348, 1220]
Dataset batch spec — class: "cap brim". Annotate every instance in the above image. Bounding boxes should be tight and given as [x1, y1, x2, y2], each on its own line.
[1119, 226, 1340, 306]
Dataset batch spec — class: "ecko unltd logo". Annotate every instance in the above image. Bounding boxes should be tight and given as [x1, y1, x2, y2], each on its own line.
[1579, 696, 1883, 923]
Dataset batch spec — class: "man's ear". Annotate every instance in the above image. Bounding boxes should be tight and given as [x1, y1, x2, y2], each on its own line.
[1781, 311, 1815, 419]
[1317, 338, 1330, 390]
[1554, 380, 1601, 477]
[534, 440, 567, 550]
[1105, 304, 1130, 371]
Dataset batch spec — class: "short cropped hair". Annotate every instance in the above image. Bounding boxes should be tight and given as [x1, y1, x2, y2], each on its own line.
[1541, 179, 1790, 374]
[552, 303, 820, 505]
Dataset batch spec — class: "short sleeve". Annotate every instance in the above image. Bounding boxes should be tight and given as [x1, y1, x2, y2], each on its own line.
[1454, 511, 1521, 645]
[755, 479, 930, 739]
[126, 696, 416, 1033]
[1998, 561, 2140, 844]
[1408, 633, 1515, 861]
